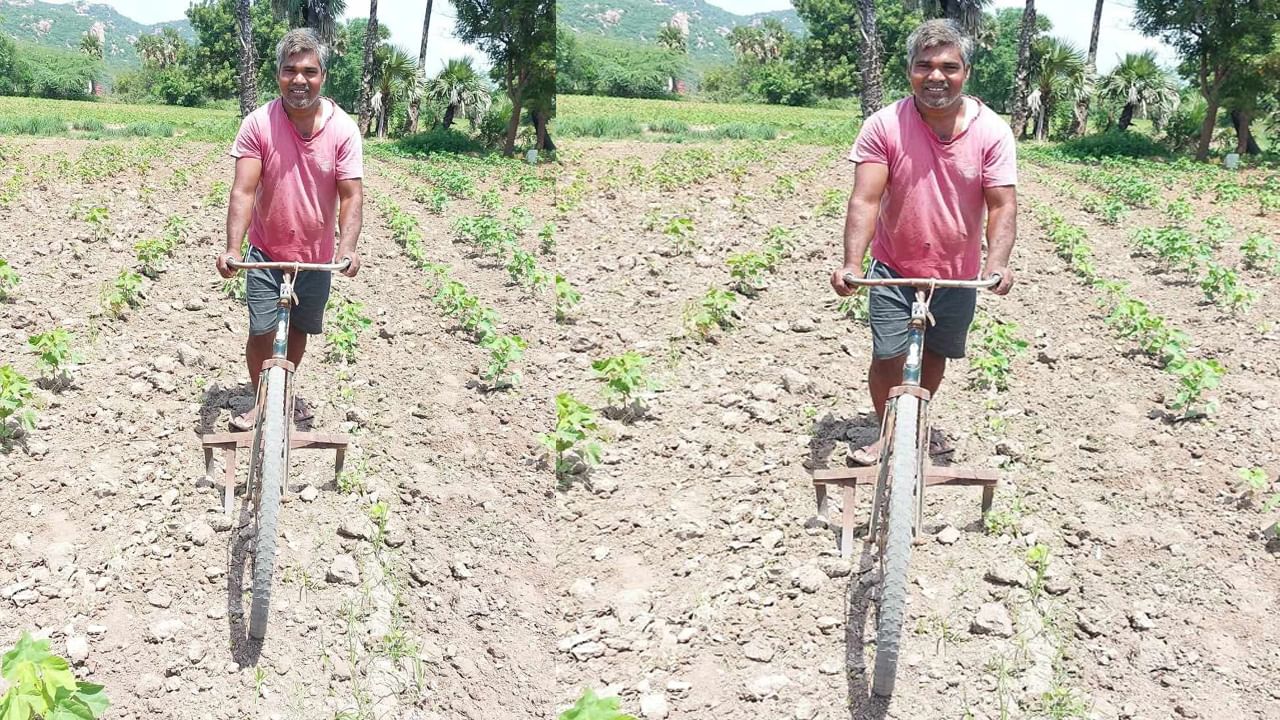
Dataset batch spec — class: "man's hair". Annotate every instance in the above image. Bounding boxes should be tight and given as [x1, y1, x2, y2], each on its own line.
[276, 28, 329, 75]
[906, 19, 973, 69]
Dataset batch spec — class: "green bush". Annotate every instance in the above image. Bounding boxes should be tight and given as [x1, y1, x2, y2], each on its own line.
[1058, 130, 1170, 159]
[72, 118, 104, 131]
[124, 122, 176, 137]
[397, 128, 486, 156]
[0, 115, 67, 135]
[477, 101, 513, 149]
[647, 117, 689, 134]
[713, 122, 778, 141]
[557, 115, 642, 139]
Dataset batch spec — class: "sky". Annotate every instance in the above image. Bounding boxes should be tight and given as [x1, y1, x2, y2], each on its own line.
[706, 0, 1178, 74]
[42, 1, 487, 72]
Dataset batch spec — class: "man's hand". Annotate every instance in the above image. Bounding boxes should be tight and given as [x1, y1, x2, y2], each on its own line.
[830, 265, 862, 297]
[337, 249, 361, 277]
[983, 265, 1015, 296]
[216, 251, 240, 279]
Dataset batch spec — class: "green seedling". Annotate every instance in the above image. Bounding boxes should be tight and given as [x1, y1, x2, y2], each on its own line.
[591, 351, 656, 412]
[816, 188, 846, 218]
[538, 222, 556, 254]
[0, 258, 19, 301]
[967, 314, 1027, 392]
[506, 249, 540, 288]
[1025, 543, 1050, 599]
[1200, 262, 1257, 314]
[765, 225, 796, 258]
[726, 251, 773, 296]
[1201, 215, 1231, 249]
[1238, 467, 1280, 511]
[539, 393, 603, 482]
[663, 216, 697, 255]
[103, 270, 143, 318]
[325, 296, 372, 364]
[508, 206, 534, 233]
[1241, 233, 1279, 273]
[0, 365, 37, 442]
[204, 179, 229, 208]
[1163, 196, 1193, 224]
[0, 632, 110, 718]
[478, 189, 502, 216]
[83, 205, 110, 242]
[481, 334, 527, 388]
[559, 688, 637, 720]
[134, 236, 176, 278]
[683, 288, 738, 341]
[1167, 357, 1224, 416]
[554, 274, 581, 324]
[27, 329, 80, 387]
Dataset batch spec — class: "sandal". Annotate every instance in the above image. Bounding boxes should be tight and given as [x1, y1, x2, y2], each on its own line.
[293, 397, 314, 424]
[229, 408, 256, 431]
[849, 442, 881, 466]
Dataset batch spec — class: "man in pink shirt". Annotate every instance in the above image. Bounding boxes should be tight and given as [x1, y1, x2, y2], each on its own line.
[216, 28, 364, 430]
[830, 19, 1017, 464]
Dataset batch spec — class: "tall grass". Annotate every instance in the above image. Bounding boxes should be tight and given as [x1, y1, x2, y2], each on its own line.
[0, 115, 68, 135]
[556, 115, 643, 139]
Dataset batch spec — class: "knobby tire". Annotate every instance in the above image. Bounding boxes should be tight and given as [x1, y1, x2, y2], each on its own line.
[248, 366, 287, 640]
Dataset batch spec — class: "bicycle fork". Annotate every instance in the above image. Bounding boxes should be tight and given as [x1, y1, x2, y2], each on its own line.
[247, 272, 298, 504]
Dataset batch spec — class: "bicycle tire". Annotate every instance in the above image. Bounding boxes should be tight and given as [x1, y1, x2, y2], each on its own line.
[871, 394, 922, 697]
[248, 365, 288, 640]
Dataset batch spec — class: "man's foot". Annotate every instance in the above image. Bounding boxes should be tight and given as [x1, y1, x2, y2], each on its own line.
[849, 438, 883, 466]
[229, 406, 258, 431]
[929, 429, 955, 457]
[293, 397, 314, 425]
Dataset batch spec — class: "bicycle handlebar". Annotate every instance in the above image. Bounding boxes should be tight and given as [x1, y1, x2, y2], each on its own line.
[228, 258, 351, 273]
[841, 272, 1001, 290]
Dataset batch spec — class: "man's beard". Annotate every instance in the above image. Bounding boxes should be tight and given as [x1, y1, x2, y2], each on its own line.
[284, 88, 318, 110]
[916, 87, 960, 110]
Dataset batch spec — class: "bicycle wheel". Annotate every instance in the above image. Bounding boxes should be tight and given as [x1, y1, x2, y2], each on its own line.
[248, 365, 288, 640]
[871, 393, 923, 697]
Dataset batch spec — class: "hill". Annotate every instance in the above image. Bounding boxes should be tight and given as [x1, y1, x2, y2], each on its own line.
[0, 0, 193, 67]
[558, 0, 803, 62]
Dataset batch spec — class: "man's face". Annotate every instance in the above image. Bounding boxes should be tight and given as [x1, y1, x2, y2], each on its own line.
[909, 44, 968, 111]
[278, 50, 325, 111]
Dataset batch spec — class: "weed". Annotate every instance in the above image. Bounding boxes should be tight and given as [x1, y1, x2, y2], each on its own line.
[1025, 543, 1050, 599]
[983, 494, 1023, 536]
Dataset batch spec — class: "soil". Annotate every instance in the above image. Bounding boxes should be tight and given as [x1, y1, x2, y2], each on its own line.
[2, 132, 1278, 720]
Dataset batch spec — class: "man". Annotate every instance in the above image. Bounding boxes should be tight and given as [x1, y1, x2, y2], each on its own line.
[830, 19, 1017, 465]
[216, 28, 364, 430]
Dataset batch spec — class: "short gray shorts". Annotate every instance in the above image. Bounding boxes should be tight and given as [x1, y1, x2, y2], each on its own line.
[245, 245, 331, 336]
[866, 259, 976, 360]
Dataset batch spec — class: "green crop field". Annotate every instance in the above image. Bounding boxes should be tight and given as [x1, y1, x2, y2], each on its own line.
[0, 96, 240, 142]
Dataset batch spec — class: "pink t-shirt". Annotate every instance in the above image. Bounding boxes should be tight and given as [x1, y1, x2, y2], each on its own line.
[229, 97, 363, 263]
[848, 96, 1017, 279]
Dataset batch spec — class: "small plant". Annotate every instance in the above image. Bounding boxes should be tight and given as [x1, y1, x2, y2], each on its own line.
[1167, 357, 1225, 416]
[1200, 262, 1256, 314]
[1025, 543, 1050, 599]
[506, 249, 540, 288]
[0, 365, 36, 442]
[204, 179, 229, 208]
[478, 188, 502, 215]
[325, 296, 372, 364]
[27, 329, 80, 388]
[480, 334, 527, 388]
[663, 216, 697, 255]
[838, 295, 869, 323]
[726, 251, 773, 295]
[967, 314, 1027, 392]
[0, 258, 19, 301]
[0, 632, 110, 718]
[1163, 196, 1193, 224]
[1238, 467, 1280, 510]
[683, 288, 738, 341]
[538, 222, 556, 254]
[591, 351, 656, 413]
[134, 236, 175, 278]
[103, 270, 143, 318]
[367, 500, 389, 545]
[1201, 215, 1231, 248]
[559, 689, 637, 720]
[554, 274, 581, 323]
[83, 205, 110, 242]
[539, 393, 603, 482]
[765, 225, 796, 259]
[1241, 233, 1279, 273]
[815, 188, 846, 218]
[508, 205, 534, 232]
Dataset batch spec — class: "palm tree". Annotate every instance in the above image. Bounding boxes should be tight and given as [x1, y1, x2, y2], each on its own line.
[407, 0, 434, 134]
[369, 46, 418, 138]
[271, 0, 348, 44]
[727, 25, 764, 62]
[1068, 0, 1104, 136]
[421, 57, 491, 130]
[656, 22, 686, 94]
[134, 29, 183, 69]
[357, 0, 378, 135]
[1010, 0, 1036, 138]
[905, 0, 992, 36]
[1026, 37, 1087, 141]
[1097, 51, 1179, 131]
[858, 0, 883, 117]
[235, 0, 257, 117]
[758, 18, 788, 61]
[79, 32, 103, 96]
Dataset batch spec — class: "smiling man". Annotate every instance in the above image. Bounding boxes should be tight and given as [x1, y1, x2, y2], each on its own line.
[830, 19, 1017, 464]
[216, 27, 364, 430]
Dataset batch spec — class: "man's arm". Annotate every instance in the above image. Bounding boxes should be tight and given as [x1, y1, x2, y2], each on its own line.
[831, 162, 888, 296]
[335, 178, 363, 277]
[217, 156, 261, 278]
[983, 185, 1016, 296]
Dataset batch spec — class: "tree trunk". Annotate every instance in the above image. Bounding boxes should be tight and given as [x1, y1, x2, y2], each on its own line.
[408, 0, 433, 134]
[1010, 0, 1036, 138]
[857, 0, 883, 118]
[504, 95, 523, 157]
[443, 104, 456, 129]
[533, 108, 554, 152]
[1196, 96, 1220, 162]
[1035, 106, 1047, 141]
[357, 0, 379, 135]
[235, 0, 257, 118]
[1069, 0, 1103, 137]
[1118, 102, 1135, 130]
[1231, 109, 1262, 155]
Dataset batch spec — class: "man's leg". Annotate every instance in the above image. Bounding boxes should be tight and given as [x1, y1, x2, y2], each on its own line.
[856, 349, 948, 461]
[237, 325, 309, 428]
